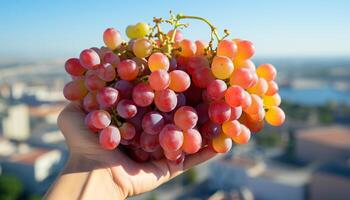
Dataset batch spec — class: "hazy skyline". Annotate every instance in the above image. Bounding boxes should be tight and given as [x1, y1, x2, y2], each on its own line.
[1, 0, 350, 61]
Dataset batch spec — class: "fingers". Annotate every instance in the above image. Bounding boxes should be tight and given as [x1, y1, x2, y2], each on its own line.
[183, 146, 217, 171]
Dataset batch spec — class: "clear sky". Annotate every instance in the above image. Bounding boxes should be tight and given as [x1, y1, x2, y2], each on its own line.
[0, 0, 349, 61]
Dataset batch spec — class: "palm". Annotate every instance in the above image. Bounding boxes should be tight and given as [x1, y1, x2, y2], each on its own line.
[57, 103, 216, 198]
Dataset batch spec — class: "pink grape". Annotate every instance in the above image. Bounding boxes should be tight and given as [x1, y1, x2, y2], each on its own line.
[164, 149, 183, 161]
[83, 92, 99, 112]
[208, 101, 231, 124]
[96, 63, 116, 82]
[177, 39, 196, 57]
[230, 68, 255, 89]
[84, 112, 100, 132]
[159, 124, 184, 152]
[63, 79, 88, 101]
[117, 59, 139, 81]
[154, 89, 177, 112]
[116, 99, 137, 119]
[217, 39, 237, 60]
[186, 56, 209, 75]
[148, 52, 169, 72]
[140, 132, 160, 152]
[207, 79, 227, 100]
[79, 49, 101, 70]
[142, 111, 165, 135]
[85, 74, 106, 91]
[87, 110, 111, 129]
[167, 30, 184, 42]
[182, 129, 202, 154]
[99, 125, 121, 150]
[149, 69, 170, 91]
[103, 28, 122, 50]
[192, 66, 215, 88]
[103, 52, 120, 67]
[65, 58, 86, 76]
[174, 106, 198, 130]
[96, 87, 119, 108]
[119, 122, 136, 140]
[225, 86, 245, 107]
[169, 70, 191, 92]
[229, 106, 243, 120]
[132, 83, 154, 107]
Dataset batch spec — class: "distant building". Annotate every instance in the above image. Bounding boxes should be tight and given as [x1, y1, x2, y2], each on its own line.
[208, 188, 254, 200]
[0, 139, 63, 194]
[309, 162, 350, 200]
[209, 154, 310, 200]
[295, 126, 350, 163]
[1, 104, 30, 141]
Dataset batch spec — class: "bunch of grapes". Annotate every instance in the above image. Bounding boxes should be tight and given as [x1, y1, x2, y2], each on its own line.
[63, 13, 285, 163]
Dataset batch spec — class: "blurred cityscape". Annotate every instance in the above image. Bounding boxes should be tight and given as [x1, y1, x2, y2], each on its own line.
[0, 57, 350, 200]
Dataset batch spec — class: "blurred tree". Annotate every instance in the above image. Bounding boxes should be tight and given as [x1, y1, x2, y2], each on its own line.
[255, 131, 282, 148]
[0, 175, 23, 200]
[147, 192, 158, 200]
[28, 194, 42, 200]
[183, 168, 198, 185]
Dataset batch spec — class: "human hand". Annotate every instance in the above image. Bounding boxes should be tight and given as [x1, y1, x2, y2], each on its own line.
[52, 102, 216, 199]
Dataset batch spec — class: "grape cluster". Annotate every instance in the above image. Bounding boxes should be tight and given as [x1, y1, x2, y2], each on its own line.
[63, 13, 285, 163]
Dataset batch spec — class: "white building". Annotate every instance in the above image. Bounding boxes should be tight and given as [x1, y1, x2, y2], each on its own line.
[209, 154, 310, 200]
[1, 104, 30, 141]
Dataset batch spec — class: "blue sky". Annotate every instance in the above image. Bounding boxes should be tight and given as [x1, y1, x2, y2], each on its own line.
[0, 0, 349, 60]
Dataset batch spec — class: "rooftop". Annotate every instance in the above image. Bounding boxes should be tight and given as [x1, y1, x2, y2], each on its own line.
[296, 126, 350, 150]
[10, 148, 52, 165]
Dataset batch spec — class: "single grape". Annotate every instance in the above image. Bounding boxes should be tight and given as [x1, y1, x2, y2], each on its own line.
[232, 124, 251, 144]
[132, 57, 150, 76]
[234, 59, 256, 72]
[256, 64, 277, 81]
[132, 83, 154, 107]
[103, 52, 120, 67]
[87, 110, 111, 129]
[159, 124, 184, 152]
[116, 99, 137, 119]
[207, 79, 227, 100]
[234, 40, 255, 60]
[149, 70, 170, 91]
[208, 101, 231, 124]
[119, 122, 136, 140]
[174, 106, 198, 130]
[164, 149, 183, 161]
[247, 78, 268, 97]
[117, 59, 139, 81]
[142, 111, 165, 135]
[182, 129, 202, 154]
[263, 93, 281, 107]
[84, 74, 106, 91]
[244, 94, 263, 115]
[103, 28, 122, 50]
[192, 66, 215, 88]
[211, 56, 234, 80]
[266, 80, 279, 96]
[65, 58, 86, 76]
[217, 39, 237, 60]
[133, 22, 150, 38]
[126, 25, 137, 39]
[133, 38, 153, 58]
[225, 86, 245, 107]
[99, 125, 121, 150]
[211, 132, 232, 153]
[229, 106, 243, 120]
[241, 90, 252, 109]
[148, 52, 169, 72]
[186, 56, 209, 75]
[222, 120, 241, 138]
[84, 112, 100, 133]
[195, 40, 207, 56]
[265, 106, 285, 126]
[96, 63, 116, 82]
[169, 70, 191, 92]
[114, 80, 134, 99]
[79, 49, 101, 70]
[229, 68, 255, 89]
[200, 121, 221, 139]
[97, 87, 119, 108]
[154, 89, 177, 112]
[177, 39, 196, 57]
[63, 79, 88, 101]
[83, 92, 99, 112]
[140, 132, 160, 152]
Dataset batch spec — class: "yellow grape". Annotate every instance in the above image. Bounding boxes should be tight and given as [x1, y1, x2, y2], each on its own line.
[234, 40, 255, 60]
[133, 38, 153, 58]
[222, 120, 241, 138]
[244, 94, 263, 115]
[212, 132, 232, 153]
[148, 53, 170, 72]
[263, 93, 281, 107]
[266, 80, 279, 96]
[257, 64, 277, 81]
[177, 39, 196, 57]
[247, 78, 268, 96]
[265, 106, 285, 126]
[232, 124, 251, 144]
[126, 25, 137, 39]
[103, 28, 122, 50]
[211, 56, 234, 79]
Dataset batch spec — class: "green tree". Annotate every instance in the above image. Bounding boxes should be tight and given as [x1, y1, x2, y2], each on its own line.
[0, 174, 23, 200]
[183, 168, 198, 185]
[147, 192, 158, 200]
